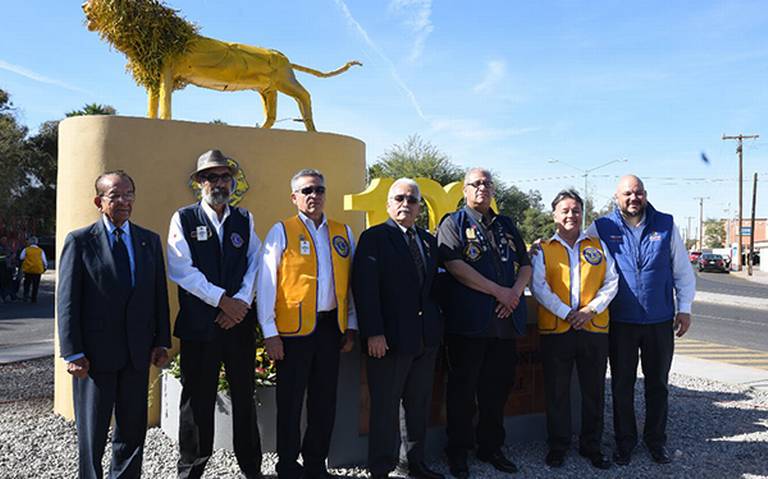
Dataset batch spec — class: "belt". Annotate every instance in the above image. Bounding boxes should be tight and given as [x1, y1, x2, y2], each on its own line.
[317, 308, 338, 319]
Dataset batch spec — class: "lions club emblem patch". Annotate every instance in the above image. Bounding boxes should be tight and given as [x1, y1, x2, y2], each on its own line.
[230, 232, 244, 248]
[583, 247, 603, 265]
[332, 235, 350, 258]
[463, 242, 483, 262]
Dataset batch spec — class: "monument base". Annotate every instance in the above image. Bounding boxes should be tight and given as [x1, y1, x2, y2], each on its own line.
[54, 116, 366, 425]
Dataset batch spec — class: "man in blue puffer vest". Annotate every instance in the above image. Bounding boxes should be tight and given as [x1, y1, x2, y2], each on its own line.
[587, 175, 695, 466]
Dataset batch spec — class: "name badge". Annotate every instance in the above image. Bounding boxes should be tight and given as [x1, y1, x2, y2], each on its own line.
[196, 225, 209, 241]
[466, 227, 477, 240]
[300, 240, 311, 255]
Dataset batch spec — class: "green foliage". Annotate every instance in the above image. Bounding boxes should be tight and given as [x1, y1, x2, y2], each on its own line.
[517, 191, 555, 243]
[704, 219, 725, 248]
[0, 90, 30, 217]
[369, 135, 464, 185]
[65, 103, 117, 117]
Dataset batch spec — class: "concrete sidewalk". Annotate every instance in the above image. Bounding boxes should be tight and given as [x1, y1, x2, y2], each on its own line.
[730, 268, 768, 284]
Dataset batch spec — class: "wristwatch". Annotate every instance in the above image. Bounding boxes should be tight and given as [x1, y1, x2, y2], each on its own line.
[588, 306, 598, 316]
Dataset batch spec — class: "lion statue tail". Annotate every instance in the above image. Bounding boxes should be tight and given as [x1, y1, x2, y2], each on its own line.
[291, 60, 362, 78]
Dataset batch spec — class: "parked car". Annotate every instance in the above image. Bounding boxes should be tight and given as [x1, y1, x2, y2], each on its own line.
[689, 251, 702, 263]
[698, 253, 728, 273]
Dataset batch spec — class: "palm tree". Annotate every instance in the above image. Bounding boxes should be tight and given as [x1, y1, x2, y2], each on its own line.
[65, 103, 117, 117]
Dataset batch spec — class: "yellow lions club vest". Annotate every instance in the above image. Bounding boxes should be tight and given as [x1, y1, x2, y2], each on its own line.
[275, 215, 351, 336]
[538, 238, 609, 335]
[22, 246, 45, 274]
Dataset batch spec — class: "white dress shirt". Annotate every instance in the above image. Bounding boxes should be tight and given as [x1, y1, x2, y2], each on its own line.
[257, 212, 358, 338]
[586, 213, 696, 314]
[531, 232, 619, 319]
[167, 201, 261, 308]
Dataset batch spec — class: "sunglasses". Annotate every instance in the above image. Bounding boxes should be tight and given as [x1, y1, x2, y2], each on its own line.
[297, 185, 326, 195]
[466, 180, 494, 189]
[391, 194, 420, 204]
[199, 172, 233, 184]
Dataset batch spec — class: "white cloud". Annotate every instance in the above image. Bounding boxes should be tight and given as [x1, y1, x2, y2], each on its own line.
[0, 59, 89, 94]
[473, 60, 506, 94]
[389, 0, 433, 63]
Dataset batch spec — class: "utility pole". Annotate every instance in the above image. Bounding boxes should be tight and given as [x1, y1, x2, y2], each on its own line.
[723, 133, 760, 271]
[694, 197, 710, 250]
[685, 216, 696, 245]
[749, 173, 758, 276]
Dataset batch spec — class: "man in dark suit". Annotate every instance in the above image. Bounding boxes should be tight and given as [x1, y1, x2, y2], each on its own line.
[58, 170, 171, 479]
[352, 178, 444, 479]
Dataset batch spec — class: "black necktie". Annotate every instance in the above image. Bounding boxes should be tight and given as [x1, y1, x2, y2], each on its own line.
[113, 229, 132, 289]
[407, 228, 425, 286]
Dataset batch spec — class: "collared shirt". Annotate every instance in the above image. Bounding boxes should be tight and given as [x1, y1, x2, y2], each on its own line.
[102, 215, 135, 286]
[257, 212, 358, 338]
[531, 232, 619, 320]
[167, 201, 261, 308]
[586, 212, 696, 314]
[19, 245, 48, 269]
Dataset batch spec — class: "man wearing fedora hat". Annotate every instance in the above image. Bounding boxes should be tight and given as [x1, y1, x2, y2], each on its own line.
[167, 149, 264, 479]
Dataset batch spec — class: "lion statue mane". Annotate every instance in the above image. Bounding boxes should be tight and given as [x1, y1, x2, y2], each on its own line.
[83, 0, 361, 131]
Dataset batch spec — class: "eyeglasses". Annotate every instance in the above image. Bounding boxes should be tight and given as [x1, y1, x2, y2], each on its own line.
[101, 192, 135, 202]
[466, 180, 494, 189]
[199, 173, 233, 184]
[391, 194, 420, 204]
[296, 185, 326, 195]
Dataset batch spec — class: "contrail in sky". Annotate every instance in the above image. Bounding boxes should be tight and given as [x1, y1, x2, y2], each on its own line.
[0, 59, 89, 94]
[332, 0, 428, 121]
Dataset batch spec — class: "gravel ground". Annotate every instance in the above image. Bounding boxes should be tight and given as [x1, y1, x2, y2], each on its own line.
[1, 358, 767, 478]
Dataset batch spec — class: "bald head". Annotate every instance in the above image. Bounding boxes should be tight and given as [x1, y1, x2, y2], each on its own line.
[615, 175, 647, 218]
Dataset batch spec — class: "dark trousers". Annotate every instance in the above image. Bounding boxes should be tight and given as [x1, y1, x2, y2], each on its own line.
[366, 346, 438, 475]
[276, 313, 342, 479]
[445, 334, 517, 456]
[73, 364, 148, 479]
[177, 321, 262, 479]
[541, 330, 608, 454]
[609, 320, 674, 452]
[23, 272, 41, 302]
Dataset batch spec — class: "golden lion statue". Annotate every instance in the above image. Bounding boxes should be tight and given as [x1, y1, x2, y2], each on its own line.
[82, 0, 361, 131]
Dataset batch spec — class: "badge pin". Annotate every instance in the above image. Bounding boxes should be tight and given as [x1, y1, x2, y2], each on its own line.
[583, 247, 604, 265]
[300, 240, 311, 256]
[230, 232, 244, 248]
[196, 225, 209, 241]
[466, 228, 477, 240]
[332, 235, 350, 258]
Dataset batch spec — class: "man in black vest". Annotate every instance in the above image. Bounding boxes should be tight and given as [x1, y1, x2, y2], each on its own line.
[167, 150, 263, 479]
[437, 168, 531, 478]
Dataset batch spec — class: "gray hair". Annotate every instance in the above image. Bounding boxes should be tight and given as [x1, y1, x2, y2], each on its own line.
[464, 167, 494, 185]
[290, 168, 325, 192]
[551, 188, 584, 211]
[388, 178, 421, 200]
[28, 236, 38, 245]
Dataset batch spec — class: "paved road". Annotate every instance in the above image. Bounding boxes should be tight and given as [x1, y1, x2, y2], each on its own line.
[690, 269, 768, 353]
[0, 272, 55, 362]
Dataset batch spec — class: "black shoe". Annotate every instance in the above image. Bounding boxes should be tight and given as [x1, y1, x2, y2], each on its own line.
[649, 446, 672, 464]
[578, 450, 611, 470]
[612, 449, 632, 466]
[445, 450, 469, 479]
[544, 450, 566, 468]
[476, 450, 518, 474]
[408, 462, 444, 479]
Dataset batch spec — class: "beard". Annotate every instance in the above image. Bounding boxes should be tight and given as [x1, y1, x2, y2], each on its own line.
[203, 186, 230, 207]
[621, 204, 645, 218]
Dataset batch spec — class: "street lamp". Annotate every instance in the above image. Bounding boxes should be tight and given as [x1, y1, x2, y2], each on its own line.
[548, 158, 629, 228]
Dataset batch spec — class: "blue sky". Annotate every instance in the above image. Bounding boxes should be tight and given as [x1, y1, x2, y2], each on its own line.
[2, 0, 767, 238]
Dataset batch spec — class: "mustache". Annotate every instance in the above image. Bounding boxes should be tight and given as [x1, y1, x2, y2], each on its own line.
[203, 187, 230, 206]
